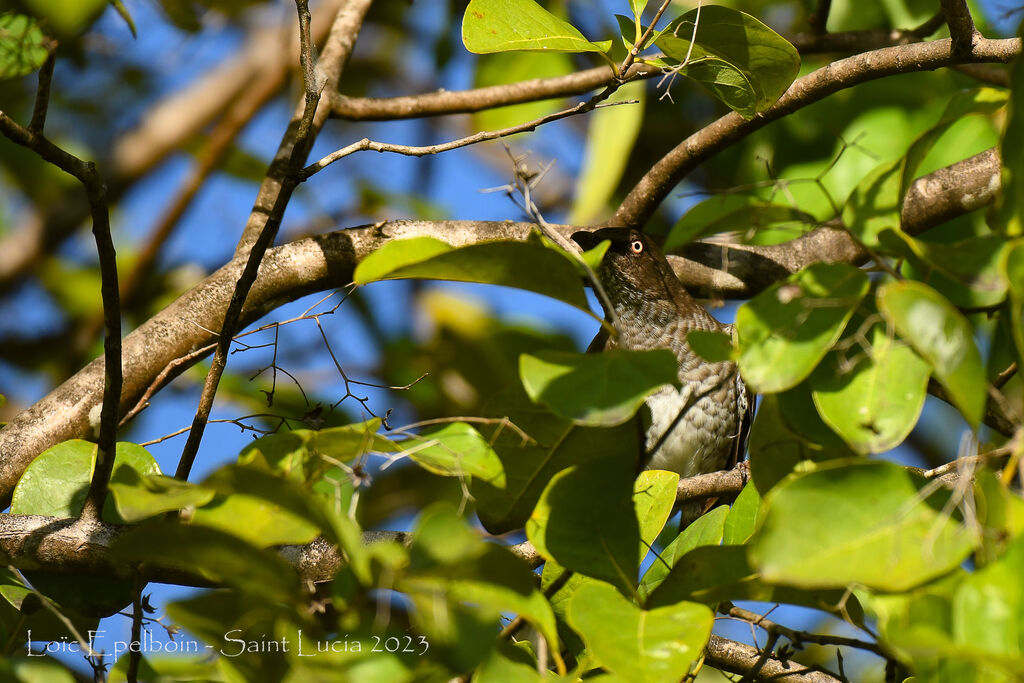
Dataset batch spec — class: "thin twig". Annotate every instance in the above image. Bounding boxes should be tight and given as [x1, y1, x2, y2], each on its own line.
[28, 46, 56, 134]
[940, 0, 980, 56]
[620, 0, 673, 74]
[301, 98, 637, 178]
[175, 0, 333, 481]
[0, 76, 122, 524]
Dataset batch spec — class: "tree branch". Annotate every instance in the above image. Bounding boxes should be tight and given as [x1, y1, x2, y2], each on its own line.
[303, 98, 636, 178]
[940, 0, 981, 57]
[0, 101, 121, 524]
[705, 634, 845, 682]
[665, 147, 1002, 298]
[612, 36, 1021, 227]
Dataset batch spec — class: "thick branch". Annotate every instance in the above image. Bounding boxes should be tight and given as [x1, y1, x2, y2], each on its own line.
[612, 37, 1021, 227]
[0, 220, 557, 503]
[705, 634, 844, 682]
[665, 147, 1002, 297]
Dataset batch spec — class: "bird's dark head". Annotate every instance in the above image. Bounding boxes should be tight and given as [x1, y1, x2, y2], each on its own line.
[571, 228, 686, 313]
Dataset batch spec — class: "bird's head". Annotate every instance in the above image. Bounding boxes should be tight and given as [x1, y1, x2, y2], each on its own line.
[571, 228, 686, 314]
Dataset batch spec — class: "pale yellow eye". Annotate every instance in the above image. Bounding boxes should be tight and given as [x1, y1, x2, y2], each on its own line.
[630, 239, 643, 254]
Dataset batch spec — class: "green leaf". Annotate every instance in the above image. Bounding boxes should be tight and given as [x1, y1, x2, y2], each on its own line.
[894, 232, 1009, 309]
[11, 439, 160, 520]
[20, 0, 108, 36]
[354, 238, 591, 313]
[751, 460, 978, 591]
[190, 491, 320, 547]
[686, 330, 734, 363]
[952, 534, 1024, 674]
[527, 459, 639, 594]
[473, 415, 640, 533]
[877, 280, 986, 427]
[748, 391, 854, 495]
[240, 419, 397, 483]
[580, 238, 610, 272]
[993, 53, 1024, 236]
[0, 567, 99, 643]
[665, 195, 817, 251]
[473, 51, 573, 131]
[109, 0, 137, 37]
[974, 468, 1024, 565]
[1003, 240, 1024, 362]
[629, 0, 648, 21]
[567, 581, 712, 682]
[403, 422, 506, 488]
[519, 349, 678, 426]
[646, 543, 859, 618]
[638, 505, 728, 599]
[634, 469, 679, 563]
[569, 81, 646, 225]
[0, 13, 48, 79]
[198, 464, 352, 550]
[403, 505, 562, 670]
[842, 158, 902, 249]
[353, 236, 452, 282]
[462, 0, 612, 54]
[735, 262, 870, 393]
[109, 469, 215, 522]
[114, 522, 301, 603]
[811, 325, 931, 454]
[722, 481, 763, 545]
[654, 6, 799, 118]
[900, 88, 1008, 203]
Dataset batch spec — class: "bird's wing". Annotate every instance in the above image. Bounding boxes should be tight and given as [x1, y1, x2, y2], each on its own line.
[728, 373, 755, 469]
[586, 325, 616, 353]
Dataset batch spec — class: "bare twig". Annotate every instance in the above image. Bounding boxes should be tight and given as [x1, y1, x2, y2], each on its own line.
[720, 602, 889, 658]
[27, 46, 56, 134]
[302, 98, 637, 178]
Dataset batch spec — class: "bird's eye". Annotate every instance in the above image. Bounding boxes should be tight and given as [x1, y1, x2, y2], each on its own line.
[630, 239, 644, 254]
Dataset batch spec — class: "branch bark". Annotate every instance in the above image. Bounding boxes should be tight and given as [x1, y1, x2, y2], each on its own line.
[705, 634, 845, 682]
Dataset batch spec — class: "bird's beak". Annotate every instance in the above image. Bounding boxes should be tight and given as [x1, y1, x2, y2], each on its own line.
[571, 230, 600, 251]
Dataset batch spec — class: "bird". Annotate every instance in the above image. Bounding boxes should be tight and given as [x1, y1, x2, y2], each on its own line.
[571, 227, 752, 480]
